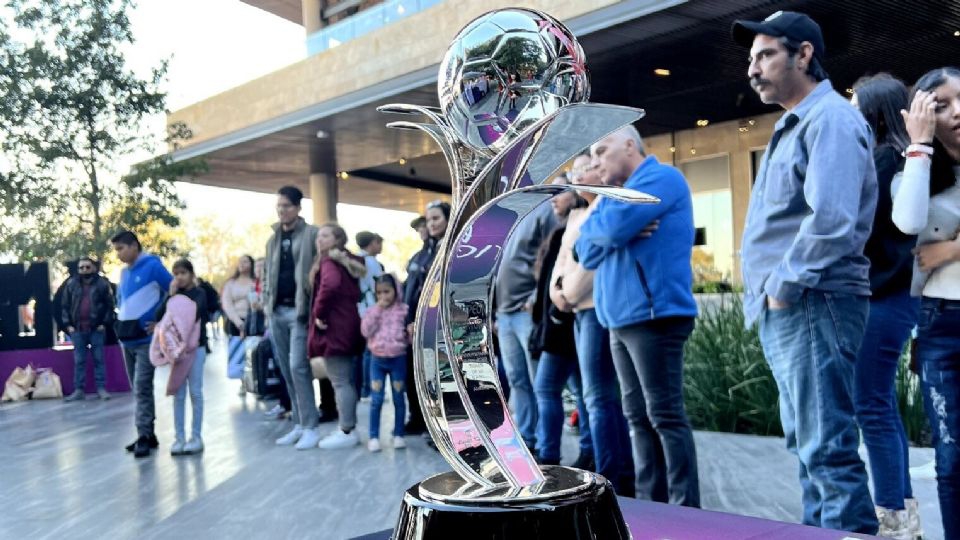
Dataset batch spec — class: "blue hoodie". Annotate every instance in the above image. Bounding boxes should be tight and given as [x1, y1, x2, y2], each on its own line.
[575, 155, 698, 329]
[116, 253, 172, 346]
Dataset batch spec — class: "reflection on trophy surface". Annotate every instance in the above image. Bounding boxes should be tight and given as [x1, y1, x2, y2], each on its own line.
[380, 7, 658, 538]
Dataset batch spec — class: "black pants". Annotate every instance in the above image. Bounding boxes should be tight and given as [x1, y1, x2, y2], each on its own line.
[405, 346, 425, 430]
[609, 316, 699, 507]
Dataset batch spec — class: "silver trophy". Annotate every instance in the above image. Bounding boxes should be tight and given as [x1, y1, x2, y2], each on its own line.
[379, 8, 657, 538]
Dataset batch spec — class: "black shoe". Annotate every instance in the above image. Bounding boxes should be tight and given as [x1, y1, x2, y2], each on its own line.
[405, 421, 427, 435]
[317, 408, 339, 423]
[125, 433, 159, 452]
[571, 452, 596, 472]
[132, 436, 152, 458]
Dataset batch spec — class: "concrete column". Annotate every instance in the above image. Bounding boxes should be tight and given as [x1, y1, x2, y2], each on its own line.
[310, 173, 337, 224]
[302, 0, 323, 34]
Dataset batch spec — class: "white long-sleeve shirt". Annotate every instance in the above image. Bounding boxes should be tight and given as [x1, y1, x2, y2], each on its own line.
[891, 158, 960, 299]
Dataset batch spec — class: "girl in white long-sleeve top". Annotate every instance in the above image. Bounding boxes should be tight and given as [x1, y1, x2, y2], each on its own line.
[892, 67, 960, 539]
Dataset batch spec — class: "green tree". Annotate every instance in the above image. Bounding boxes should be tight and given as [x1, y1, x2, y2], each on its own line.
[0, 0, 205, 263]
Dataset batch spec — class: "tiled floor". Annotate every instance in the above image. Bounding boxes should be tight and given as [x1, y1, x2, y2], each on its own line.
[0, 338, 944, 539]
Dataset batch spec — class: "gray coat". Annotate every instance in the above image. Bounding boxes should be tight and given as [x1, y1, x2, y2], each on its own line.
[263, 217, 318, 320]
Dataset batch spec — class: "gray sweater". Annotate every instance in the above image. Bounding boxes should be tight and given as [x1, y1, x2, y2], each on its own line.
[262, 218, 318, 320]
[495, 202, 558, 313]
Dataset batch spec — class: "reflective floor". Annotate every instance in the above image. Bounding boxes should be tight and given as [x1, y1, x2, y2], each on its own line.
[0, 337, 943, 539]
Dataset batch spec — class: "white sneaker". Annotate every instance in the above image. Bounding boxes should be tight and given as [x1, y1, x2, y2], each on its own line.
[392, 436, 407, 449]
[264, 404, 287, 419]
[318, 430, 360, 450]
[295, 428, 321, 450]
[275, 425, 303, 446]
[367, 438, 381, 452]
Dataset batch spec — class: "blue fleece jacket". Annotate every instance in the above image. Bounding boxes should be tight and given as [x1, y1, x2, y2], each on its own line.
[575, 155, 698, 329]
[116, 253, 172, 346]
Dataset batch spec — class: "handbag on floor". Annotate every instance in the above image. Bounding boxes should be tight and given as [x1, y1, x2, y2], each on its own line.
[1, 365, 36, 402]
[32, 368, 63, 399]
[241, 336, 262, 393]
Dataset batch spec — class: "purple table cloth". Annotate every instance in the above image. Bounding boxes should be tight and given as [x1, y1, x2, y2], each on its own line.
[0, 345, 131, 395]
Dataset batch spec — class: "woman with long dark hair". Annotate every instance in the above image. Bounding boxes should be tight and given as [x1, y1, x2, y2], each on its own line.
[308, 222, 367, 450]
[401, 199, 450, 434]
[850, 73, 922, 538]
[893, 67, 960, 539]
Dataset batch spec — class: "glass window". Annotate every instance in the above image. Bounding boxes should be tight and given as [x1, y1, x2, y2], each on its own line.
[681, 156, 734, 285]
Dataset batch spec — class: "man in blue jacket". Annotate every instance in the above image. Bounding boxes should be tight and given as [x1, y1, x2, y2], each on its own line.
[111, 230, 172, 458]
[576, 125, 700, 507]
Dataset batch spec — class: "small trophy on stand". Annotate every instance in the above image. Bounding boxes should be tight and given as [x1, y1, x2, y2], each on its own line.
[379, 8, 657, 538]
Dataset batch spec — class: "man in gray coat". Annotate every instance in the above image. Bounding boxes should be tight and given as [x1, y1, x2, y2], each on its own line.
[264, 186, 322, 450]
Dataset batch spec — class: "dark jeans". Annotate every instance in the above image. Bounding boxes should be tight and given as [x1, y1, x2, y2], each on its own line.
[405, 346, 425, 430]
[122, 343, 155, 438]
[71, 329, 106, 391]
[610, 316, 699, 507]
[918, 297, 960, 540]
[759, 291, 877, 534]
[361, 348, 372, 399]
[575, 309, 633, 492]
[854, 288, 918, 510]
[369, 354, 407, 438]
[534, 350, 591, 464]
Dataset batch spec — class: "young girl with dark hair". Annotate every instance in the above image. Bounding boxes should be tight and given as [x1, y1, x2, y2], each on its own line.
[893, 67, 960, 539]
[152, 259, 208, 456]
[360, 274, 410, 452]
[850, 73, 922, 538]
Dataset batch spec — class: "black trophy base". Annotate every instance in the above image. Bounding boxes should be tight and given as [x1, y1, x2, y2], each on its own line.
[392, 466, 630, 539]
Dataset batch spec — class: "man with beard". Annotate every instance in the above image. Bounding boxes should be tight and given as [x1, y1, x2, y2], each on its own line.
[62, 256, 115, 401]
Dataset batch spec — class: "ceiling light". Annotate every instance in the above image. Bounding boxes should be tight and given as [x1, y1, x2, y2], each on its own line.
[690, 148, 697, 155]
[669, 146, 676, 153]
[316, 129, 329, 139]
[845, 88, 854, 95]
[955, 30, 960, 37]
[748, 119, 755, 126]
[399, 157, 407, 165]
[338, 171, 349, 180]
[654, 68, 671, 77]
[696, 119, 709, 127]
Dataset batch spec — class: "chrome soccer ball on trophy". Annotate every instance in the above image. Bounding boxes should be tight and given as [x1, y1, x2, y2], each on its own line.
[438, 8, 590, 157]
[379, 7, 658, 539]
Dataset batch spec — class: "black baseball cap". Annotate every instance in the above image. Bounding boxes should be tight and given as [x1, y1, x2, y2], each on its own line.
[732, 11, 825, 61]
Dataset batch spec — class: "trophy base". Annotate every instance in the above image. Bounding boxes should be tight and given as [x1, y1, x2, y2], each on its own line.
[392, 466, 631, 539]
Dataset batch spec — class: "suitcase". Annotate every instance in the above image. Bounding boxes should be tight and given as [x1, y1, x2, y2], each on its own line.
[251, 337, 283, 398]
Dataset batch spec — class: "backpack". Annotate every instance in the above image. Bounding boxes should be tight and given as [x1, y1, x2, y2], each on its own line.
[197, 279, 221, 317]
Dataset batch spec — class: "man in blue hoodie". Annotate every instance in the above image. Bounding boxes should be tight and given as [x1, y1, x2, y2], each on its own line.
[111, 230, 172, 458]
[575, 125, 700, 507]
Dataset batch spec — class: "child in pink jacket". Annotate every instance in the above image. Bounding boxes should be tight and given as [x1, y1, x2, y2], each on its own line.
[360, 274, 409, 452]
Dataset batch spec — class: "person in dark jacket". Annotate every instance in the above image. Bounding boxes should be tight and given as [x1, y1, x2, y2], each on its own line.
[530, 176, 593, 469]
[401, 200, 450, 434]
[850, 73, 922, 538]
[309, 222, 367, 450]
[62, 256, 115, 401]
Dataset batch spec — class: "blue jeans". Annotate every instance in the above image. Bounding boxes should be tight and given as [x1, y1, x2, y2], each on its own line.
[918, 297, 960, 540]
[369, 354, 407, 438]
[759, 291, 877, 534]
[174, 348, 206, 441]
[534, 350, 592, 464]
[854, 289, 918, 510]
[361, 348, 373, 399]
[71, 329, 106, 392]
[575, 309, 634, 492]
[497, 310, 537, 446]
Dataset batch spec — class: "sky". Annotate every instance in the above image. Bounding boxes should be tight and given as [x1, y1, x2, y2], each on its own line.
[123, 0, 423, 274]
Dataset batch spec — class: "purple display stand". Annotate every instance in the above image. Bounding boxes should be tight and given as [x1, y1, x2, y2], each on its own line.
[0, 345, 131, 395]
[353, 497, 878, 539]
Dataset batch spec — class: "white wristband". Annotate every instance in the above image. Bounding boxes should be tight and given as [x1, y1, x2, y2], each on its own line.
[905, 143, 934, 156]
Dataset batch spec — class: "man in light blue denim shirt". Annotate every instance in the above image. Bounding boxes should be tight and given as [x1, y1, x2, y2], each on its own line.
[734, 11, 878, 535]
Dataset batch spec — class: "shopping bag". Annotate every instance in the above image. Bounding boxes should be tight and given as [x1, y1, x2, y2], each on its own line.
[1, 366, 36, 402]
[32, 368, 63, 399]
[227, 336, 245, 379]
[309, 356, 328, 380]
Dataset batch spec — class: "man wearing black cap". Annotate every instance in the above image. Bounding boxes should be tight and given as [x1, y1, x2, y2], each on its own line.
[733, 11, 879, 535]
